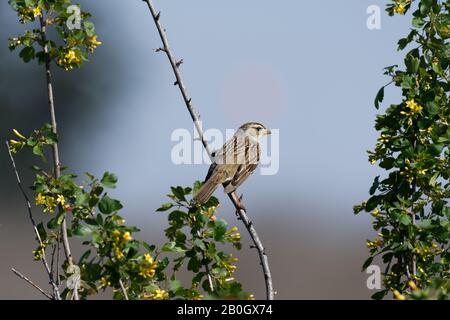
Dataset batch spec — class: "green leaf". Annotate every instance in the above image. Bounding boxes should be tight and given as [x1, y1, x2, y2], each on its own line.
[169, 279, 182, 292]
[98, 195, 123, 214]
[371, 290, 387, 300]
[374, 87, 384, 109]
[405, 56, 420, 74]
[429, 172, 439, 187]
[194, 239, 206, 251]
[47, 218, 59, 230]
[193, 180, 202, 195]
[171, 186, 186, 200]
[19, 46, 35, 63]
[399, 214, 411, 226]
[156, 203, 173, 212]
[73, 224, 93, 237]
[369, 176, 380, 195]
[417, 219, 433, 229]
[75, 192, 90, 207]
[365, 196, 380, 212]
[162, 241, 185, 253]
[83, 21, 96, 37]
[379, 158, 395, 170]
[55, 210, 65, 225]
[36, 222, 47, 241]
[32, 144, 44, 158]
[187, 256, 201, 272]
[412, 16, 424, 28]
[213, 220, 228, 242]
[362, 256, 374, 271]
[100, 172, 118, 189]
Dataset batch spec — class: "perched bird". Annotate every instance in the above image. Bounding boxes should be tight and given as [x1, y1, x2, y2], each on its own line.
[194, 122, 271, 204]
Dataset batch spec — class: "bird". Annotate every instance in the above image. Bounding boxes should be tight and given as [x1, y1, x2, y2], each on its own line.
[194, 122, 271, 204]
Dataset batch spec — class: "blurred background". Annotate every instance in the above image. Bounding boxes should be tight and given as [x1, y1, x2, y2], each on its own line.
[0, 0, 410, 299]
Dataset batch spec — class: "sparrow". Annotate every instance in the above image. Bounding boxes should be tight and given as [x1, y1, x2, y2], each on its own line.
[194, 122, 271, 204]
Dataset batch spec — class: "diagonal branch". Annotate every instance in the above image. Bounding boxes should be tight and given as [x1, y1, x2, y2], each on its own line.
[39, 15, 78, 300]
[11, 268, 53, 300]
[6, 142, 61, 300]
[143, 0, 274, 300]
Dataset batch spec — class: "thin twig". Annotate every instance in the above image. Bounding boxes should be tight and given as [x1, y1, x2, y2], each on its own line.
[6, 142, 61, 300]
[39, 15, 78, 300]
[119, 279, 130, 300]
[143, 0, 274, 300]
[11, 268, 53, 300]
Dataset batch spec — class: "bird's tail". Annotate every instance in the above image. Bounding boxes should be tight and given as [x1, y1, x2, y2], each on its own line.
[194, 176, 220, 204]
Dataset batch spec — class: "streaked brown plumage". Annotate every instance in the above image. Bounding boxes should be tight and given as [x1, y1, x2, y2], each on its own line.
[194, 122, 271, 203]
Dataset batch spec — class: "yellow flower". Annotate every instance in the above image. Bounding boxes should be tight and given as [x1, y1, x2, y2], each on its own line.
[57, 50, 82, 70]
[149, 288, 169, 300]
[88, 36, 102, 52]
[56, 195, 65, 205]
[366, 238, 383, 248]
[405, 99, 422, 113]
[97, 277, 111, 289]
[394, 4, 406, 15]
[115, 248, 125, 260]
[65, 50, 79, 64]
[393, 289, 406, 300]
[32, 7, 42, 18]
[123, 231, 132, 242]
[112, 229, 121, 239]
[13, 129, 27, 140]
[408, 281, 418, 291]
[35, 193, 46, 205]
[418, 169, 427, 175]
[139, 256, 158, 278]
[143, 254, 153, 263]
[370, 209, 381, 217]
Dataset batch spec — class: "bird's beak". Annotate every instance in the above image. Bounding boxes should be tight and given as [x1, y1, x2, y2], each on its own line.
[265, 128, 272, 135]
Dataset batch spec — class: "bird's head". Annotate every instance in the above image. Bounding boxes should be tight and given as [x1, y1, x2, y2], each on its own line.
[238, 122, 271, 139]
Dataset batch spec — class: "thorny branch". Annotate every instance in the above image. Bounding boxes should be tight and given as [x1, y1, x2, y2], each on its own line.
[143, 0, 275, 300]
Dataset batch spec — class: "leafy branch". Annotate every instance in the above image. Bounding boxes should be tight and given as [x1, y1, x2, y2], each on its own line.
[356, 0, 450, 300]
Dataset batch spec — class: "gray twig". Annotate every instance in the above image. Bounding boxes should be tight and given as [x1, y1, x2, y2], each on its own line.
[6, 142, 61, 300]
[39, 15, 78, 300]
[143, 0, 274, 300]
[11, 268, 53, 300]
[119, 279, 130, 300]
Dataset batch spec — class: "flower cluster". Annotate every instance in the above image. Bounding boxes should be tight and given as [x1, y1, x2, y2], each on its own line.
[366, 238, 384, 249]
[8, 0, 101, 71]
[35, 193, 65, 213]
[87, 36, 102, 53]
[97, 277, 111, 290]
[225, 226, 241, 242]
[400, 99, 423, 118]
[111, 229, 132, 260]
[57, 50, 83, 71]
[143, 288, 169, 300]
[138, 254, 158, 279]
[15, 5, 42, 23]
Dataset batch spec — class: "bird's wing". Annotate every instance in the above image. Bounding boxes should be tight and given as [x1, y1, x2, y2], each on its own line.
[224, 163, 258, 194]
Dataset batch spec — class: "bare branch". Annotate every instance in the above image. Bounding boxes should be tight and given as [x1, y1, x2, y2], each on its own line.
[6, 142, 61, 300]
[143, 0, 274, 300]
[39, 16, 78, 300]
[11, 268, 53, 300]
